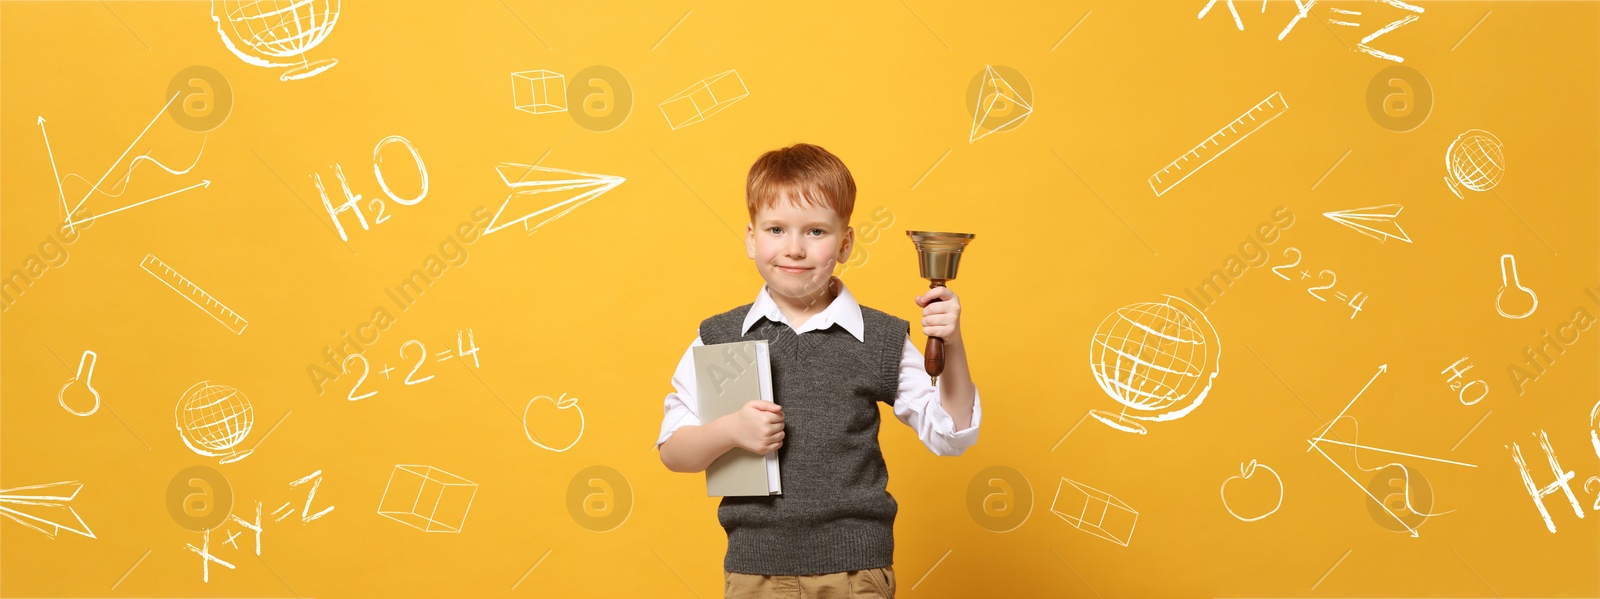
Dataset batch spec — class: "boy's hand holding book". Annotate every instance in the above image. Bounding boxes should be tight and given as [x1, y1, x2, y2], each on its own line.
[718, 400, 785, 455]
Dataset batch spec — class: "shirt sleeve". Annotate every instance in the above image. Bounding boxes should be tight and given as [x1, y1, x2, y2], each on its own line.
[892, 336, 982, 456]
[655, 334, 705, 450]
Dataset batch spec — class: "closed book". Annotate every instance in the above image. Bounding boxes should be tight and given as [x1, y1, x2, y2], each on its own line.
[693, 340, 781, 497]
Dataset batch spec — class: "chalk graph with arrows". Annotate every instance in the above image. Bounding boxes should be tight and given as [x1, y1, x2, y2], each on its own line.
[39, 91, 212, 230]
[1307, 364, 1478, 537]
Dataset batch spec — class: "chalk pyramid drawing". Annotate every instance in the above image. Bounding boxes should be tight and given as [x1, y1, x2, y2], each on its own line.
[1323, 204, 1411, 244]
[0, 480, 96, 539]
[486, 162, 625, 235]
[969, 65, 1033, 143]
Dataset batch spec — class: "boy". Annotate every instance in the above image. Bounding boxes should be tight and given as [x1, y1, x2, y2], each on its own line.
[655, 143, 982, 599]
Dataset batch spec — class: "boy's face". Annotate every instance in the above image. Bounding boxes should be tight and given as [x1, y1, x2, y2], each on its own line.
[746, 191, 853, 307]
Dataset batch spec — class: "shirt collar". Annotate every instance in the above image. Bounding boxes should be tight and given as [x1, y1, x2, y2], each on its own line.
[740, 276, 865, 342]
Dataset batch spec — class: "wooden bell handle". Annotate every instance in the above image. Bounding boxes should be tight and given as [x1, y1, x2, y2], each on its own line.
[924, 281, 946, 385]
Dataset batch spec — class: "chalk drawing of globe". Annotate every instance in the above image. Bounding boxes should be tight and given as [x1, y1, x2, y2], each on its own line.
[175, 381, 256, 463]
[1088, 295, 1220, 435]
[1443, 129, 1504, 198]
[212, 0, 341, 81]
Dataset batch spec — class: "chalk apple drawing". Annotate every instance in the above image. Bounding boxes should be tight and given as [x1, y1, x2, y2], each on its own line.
[523, 392, 584, 452]
[1220, 459, 1283, 522]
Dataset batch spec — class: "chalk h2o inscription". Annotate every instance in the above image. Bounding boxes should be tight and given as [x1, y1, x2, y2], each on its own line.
[315, 135, 430, 242]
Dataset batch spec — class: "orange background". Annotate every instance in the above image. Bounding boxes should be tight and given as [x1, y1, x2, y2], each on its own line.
[2, 1, 1596, 597]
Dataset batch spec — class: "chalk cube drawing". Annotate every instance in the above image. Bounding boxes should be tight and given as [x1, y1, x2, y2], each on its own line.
[511, 70, 568, 115]
[377, 465, 478, 533]
[660, 69, 749, 130]
[1050, 477, 1138, 546]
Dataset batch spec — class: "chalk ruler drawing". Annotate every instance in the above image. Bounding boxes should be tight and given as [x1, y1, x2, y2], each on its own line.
[141, 254, 249, 335]
[1149, 91, 1288, 197]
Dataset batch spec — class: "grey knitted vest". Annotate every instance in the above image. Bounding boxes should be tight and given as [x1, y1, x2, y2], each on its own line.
[699, 301, 909, 575]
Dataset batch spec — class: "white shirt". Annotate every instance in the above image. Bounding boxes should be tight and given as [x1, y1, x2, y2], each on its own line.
[655, 279, 982, 458]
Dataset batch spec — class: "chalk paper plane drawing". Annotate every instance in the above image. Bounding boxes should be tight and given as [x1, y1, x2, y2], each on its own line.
[1148, 91, 1287, 197]
[1306, 364, 1475, 537]
[660, 69, 749, 130]
[211, 0, 341, 81]
[39, 99, 209, 231]
[969, 64, 1034, 143]
[141, 254, 249, 335]
[486, 162, 625, 236]
[1050, 477, 1137, 547]
[1323, 204, 1411, 244]
[0, 481, 97, 539]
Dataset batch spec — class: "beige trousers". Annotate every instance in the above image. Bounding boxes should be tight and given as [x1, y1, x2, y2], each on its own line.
[724, 566, 895, 598]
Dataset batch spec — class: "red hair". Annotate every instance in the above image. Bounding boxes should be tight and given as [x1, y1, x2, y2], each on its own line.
[745, 143, 856, 224]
